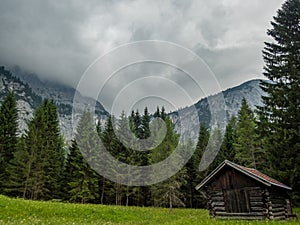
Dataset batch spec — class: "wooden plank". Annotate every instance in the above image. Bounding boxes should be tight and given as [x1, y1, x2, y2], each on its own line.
[271, 200, 285, 205]
[250, 201, 264, 207]
[272, 207, 285, 212]
[215, 212, 265, 216]
[216, 215, 266, 220]
[272, 211, 285, 217]
[211, 196, 223, 201]
[248, 190, 262, 197]
[250, 207, 265, 212]
[212, 202, 225, 207]
[249, 197, 263, 202]
[214, 206, 226, 211]
[210, 191, 223, 196]
[272, 203, 285, 208]
[273, 215, 286, 220]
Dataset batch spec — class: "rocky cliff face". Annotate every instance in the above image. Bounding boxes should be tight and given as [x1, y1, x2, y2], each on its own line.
[1, 66, 109, 141]
[0, 66, 41, 134]
[170, 79, 266, 142]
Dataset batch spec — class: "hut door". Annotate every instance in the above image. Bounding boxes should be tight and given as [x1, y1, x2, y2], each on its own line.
[224, 189, 250, 213]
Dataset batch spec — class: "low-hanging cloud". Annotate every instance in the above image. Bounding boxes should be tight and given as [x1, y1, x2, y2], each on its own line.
[0, 0, 285, 112]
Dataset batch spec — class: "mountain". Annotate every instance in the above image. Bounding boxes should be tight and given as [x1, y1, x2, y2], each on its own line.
[170, 79, 266, 142]
[1, 65, 266, 143]
[0, 66, 109, 141]
[0, 66, 42, 133]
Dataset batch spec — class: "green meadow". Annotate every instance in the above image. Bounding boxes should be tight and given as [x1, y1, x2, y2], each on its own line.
[0, 195, 298, 225]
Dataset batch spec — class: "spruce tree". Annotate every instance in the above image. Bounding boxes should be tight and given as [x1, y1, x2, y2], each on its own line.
[4, 136, 28, 197]
[150, 117, 186, 211]
[42, 100, 65, 199]
[214, 116, 237, 165]
[115, 111, 136, 206]
[73, 110, 100, 203]
[7, 100, 65, 200]
[257, 0, 300, 203]
[207, 126, 223, 171]
[184, 125, 210, 208]
[234, 99, 261, 168]
[141, 107, 151, 139]
[153, 106, 160, 118]
[0, 92, 18, 193]
[62, 139, 79, 201]
[101, 115, 121, 205]
[134, 110, 143, 138]
[22, 103, 48, 200]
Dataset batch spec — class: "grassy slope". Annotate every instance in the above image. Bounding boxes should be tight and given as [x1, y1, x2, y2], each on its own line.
[0, 195, 298, 225]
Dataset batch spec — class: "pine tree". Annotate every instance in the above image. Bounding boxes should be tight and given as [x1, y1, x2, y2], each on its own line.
[141, 107, 151, 139]
[101, 115, 123, 205]
[72, 110, 100, 203]
[22, 103, 48, 200]
[134, 110, 143, 138]
[150, 117, 186, 211]
[215, 116, 237, 165]
[234, 99, 261, 168]
[42, 100, 65, 199]
[63, 139, 80, 201]
[0, 92, 18, 193]
[153, 106, 160, 118]
[205, 126, 224, 171]
[183, 125, 210, 208]
[160, 106, 166, 121]
[4, 136, 28, 197]
[6, 100, 65, 200]
[102, 115, 120, 161]
[257, 0, 300, 203]
[115, 111, 136, 206]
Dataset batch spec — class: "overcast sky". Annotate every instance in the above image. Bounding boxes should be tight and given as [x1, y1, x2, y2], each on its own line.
[0, 0, 285, 113]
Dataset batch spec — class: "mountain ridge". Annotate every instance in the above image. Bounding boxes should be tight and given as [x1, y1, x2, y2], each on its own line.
[1, 65, 265, 142]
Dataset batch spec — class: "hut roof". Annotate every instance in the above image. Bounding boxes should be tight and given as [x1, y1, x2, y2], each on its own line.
[195, 160, 292, 191]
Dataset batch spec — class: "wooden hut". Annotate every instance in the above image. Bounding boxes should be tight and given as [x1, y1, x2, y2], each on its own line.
[195, 160, 296, 220]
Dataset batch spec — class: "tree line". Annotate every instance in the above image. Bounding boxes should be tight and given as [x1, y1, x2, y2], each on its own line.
[0, 91, 298, 208]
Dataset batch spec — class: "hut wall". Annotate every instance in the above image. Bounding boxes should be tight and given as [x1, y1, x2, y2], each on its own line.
[207, 167, 259, 191]
[206, 167, 267, 219]
[268, 189, 291, 220]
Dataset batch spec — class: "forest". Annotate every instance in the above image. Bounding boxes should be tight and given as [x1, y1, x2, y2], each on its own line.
[0, 0, 299, 212]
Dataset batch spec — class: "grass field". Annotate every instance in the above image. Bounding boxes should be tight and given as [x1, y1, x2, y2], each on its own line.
[0, 195, 298, 225]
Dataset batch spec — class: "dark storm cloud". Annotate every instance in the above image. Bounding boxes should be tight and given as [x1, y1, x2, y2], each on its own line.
[0, 0, 285, 112]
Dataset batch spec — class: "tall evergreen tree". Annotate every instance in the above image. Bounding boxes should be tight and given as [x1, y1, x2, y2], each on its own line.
[101, 115, 123, 205]
[214, 116, 237, 165]
[42, 100, 66, 199]
[63, 139, 81, 201]
[134, 110, 143, 138]
[141, 107, 151, 139]
[150, 117, 186, 211]
[207, 126, 223, 170]
[153, 106, 160, 118]
[73, 110, 100, 203]
[184, 125, 210, 208]
[160, 106, 166, 121]
[65, 139, 98, 204]
[234, 98, 261, 169]
[257, 0, 300, 203]
[0, 92, 18, 193]
[4, 136, 28, 197]
[6, 100, 65, 200]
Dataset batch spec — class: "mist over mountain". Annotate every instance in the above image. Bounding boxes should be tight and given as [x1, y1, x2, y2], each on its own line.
[1, 66, 108, 141]
[170, 79, 265, 142]
[1, 65, 265, 142]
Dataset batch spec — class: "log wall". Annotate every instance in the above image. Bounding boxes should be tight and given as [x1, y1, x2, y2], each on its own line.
[204, 166, 294, 220]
